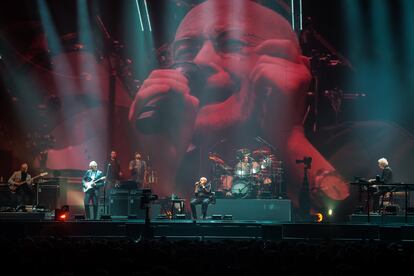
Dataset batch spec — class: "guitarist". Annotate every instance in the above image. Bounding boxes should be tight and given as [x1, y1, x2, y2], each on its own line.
[82, 161, 105, 220]
[8, 163, 33, 208]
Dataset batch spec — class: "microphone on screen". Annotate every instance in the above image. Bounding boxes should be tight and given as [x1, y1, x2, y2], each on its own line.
[135, 62, 202, 134]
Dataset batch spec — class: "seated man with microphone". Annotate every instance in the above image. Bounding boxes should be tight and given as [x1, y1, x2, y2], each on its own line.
[190, 177, 213, 220]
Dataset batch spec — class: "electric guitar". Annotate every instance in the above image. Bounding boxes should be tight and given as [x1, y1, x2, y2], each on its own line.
[82, 176, 106, 192]
[9, 172, 48, 193]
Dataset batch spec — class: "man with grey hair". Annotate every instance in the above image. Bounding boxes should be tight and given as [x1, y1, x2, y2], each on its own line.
[191, 176, 212, 220]
[370, 157, 393, 212]
[82, 161, 105, 220]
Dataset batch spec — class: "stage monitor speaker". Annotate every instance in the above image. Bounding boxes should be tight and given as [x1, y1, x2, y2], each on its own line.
[0, 186, 12, 207]
[128, 190, 162, 219]
[109, 194, 129, 216]
[0, 150, 12, 180]
[128, 194, 145, 217]
[37, 184, 59, 210]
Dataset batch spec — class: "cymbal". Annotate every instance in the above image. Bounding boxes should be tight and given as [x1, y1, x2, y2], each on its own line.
[220, 164, 233, 171]
[236, 148, 251, 158]
[252, 148, 271, 156]
[208, 153, 225, 164]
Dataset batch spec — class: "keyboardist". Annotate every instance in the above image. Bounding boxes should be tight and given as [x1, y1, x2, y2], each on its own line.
[368, 158, 393, 212]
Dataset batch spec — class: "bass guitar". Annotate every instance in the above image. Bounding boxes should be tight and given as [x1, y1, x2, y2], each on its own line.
[82, 176, 106, 192]
[9, 172, 48, 193]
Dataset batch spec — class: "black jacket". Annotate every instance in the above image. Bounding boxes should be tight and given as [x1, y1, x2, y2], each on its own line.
[381, 166, 393, 184]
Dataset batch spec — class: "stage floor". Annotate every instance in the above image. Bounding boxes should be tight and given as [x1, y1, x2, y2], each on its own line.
[1, 213, 414, 241]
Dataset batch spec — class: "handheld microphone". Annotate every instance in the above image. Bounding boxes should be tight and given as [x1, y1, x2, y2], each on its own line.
[171, 62, 201, 87]
[136, 62, 201, 134]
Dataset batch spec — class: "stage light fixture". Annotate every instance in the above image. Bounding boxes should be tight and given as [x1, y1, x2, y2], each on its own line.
[212, 214, 223, 220]
[312, 212, 323, 223]
[55, 205, 70, 221]
[223, 215, 233, 221]
[135, 0, 145, 31]
[174, 214, 186, 220]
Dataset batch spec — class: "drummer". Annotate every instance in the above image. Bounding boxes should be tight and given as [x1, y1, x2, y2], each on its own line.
[235, 155, 261, 176]
[235, 155, 252, 177]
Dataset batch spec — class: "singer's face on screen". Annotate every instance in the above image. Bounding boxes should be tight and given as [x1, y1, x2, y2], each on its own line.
[174, 0, 304, 137]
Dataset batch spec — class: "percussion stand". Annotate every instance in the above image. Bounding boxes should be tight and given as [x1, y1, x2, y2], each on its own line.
[254, 136, 280, 198]
[211, 163, 221, 191]
[297, 157, 312, 221]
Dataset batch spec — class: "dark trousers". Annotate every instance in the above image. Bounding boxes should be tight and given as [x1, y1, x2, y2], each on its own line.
[190, 197, 211, 219]
[84, 190, 99, 220]
[15, 187, 33, 207]
[372, 188, 391, 212]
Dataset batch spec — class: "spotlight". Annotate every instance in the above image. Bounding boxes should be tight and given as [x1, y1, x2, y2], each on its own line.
[55, 205, 70, 221]
[174, 214, 186, 220]
[223, 215, 233, 221]
[328, 209, 333, 216]
[212, 214, 223, 220]
[312, 212, 323, 223]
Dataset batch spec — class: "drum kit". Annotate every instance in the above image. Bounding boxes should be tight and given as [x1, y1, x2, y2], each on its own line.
[209, 148, 284, 199]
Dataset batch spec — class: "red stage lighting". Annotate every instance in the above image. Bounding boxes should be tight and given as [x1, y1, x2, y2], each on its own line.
[55, 205, 70, 221]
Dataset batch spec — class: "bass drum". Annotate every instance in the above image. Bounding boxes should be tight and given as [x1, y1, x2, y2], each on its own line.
[231, 179, 251, 199]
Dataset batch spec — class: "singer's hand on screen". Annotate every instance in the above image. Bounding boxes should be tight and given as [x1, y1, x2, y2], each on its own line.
[250, 39, 311, 131]
[129, 69, 199, 126]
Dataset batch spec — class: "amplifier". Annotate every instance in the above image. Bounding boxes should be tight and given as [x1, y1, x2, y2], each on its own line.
[108, 189, 161, 218]
[119, 181, 138, 190]
[0, 188, 12, 207]
[37, 184, 59, 210]
[128, 193, 145, 217]
[109, 194, 129, 216]
[109, 189, 130, 196]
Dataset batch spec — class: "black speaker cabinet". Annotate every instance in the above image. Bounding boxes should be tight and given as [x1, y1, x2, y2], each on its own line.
[0, 186, 12, 207]
[128, 194, 146, 217]
[109, 194, 129, 216]
[37, 184, 59, 210]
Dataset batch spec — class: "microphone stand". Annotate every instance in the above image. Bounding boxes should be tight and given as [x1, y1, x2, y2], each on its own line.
[102, 163, 111, 217]
[298, 163, 311, 221]
[255, 136, 284, 198]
